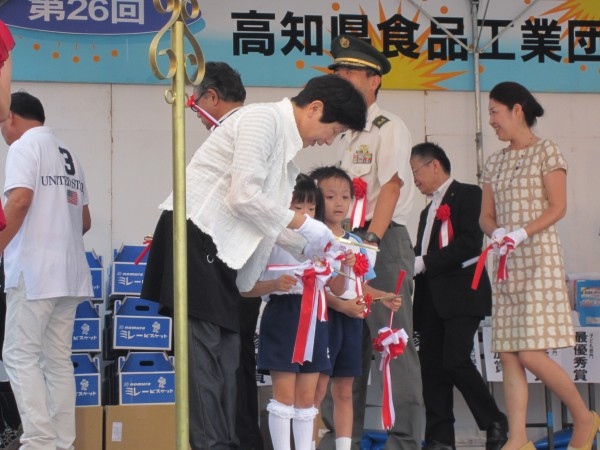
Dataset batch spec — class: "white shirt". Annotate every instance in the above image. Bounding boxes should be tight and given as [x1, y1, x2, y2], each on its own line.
[3, 126, 92, 299]
[159, 98, 302, 292]
[336, 102, 415, 225]
[420, 177, 454, 255]
[258, 245, 306, 300]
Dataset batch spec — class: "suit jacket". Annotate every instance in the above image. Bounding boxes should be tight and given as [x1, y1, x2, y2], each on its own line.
[413, 180, 492, 330]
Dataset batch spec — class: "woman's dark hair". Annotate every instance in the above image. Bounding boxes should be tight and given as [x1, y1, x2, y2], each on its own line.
[489, 81, 544, 127]
[292, 173, 324, 221]
[291, 75, 367, 132]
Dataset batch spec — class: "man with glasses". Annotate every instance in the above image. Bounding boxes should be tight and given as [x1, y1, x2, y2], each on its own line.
[188, 61, 246, 131]
[189, 61, 264, 450]
[411, 142, 507, 450]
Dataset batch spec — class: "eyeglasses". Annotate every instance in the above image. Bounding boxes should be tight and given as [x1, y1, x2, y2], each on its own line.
[412, 159, 433, 175]
[186, 94, 220, 128]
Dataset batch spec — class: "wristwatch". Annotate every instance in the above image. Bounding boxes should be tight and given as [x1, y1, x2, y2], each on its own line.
[363, 231, 381, 245]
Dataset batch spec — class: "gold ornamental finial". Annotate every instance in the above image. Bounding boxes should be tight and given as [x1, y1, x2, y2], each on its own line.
[149, 0, 205, 90]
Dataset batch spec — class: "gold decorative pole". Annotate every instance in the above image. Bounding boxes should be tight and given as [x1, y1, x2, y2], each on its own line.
[149, 1, 204, 449]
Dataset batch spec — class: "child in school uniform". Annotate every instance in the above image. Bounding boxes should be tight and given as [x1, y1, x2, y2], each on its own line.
[241, 174, 354, 450]
[309, 166, 401, 450]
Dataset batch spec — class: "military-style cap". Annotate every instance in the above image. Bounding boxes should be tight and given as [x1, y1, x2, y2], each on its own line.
[329, 34, 391, 75]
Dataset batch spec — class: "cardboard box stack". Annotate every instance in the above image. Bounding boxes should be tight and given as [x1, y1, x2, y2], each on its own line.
[102, 245, 177, 449]
[71, 245, 178, 449]
[69, 251, 106, 450]
[71, 254, 104, 407]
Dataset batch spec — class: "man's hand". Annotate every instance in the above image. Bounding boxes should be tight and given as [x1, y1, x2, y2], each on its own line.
[414, 256, 425, 275]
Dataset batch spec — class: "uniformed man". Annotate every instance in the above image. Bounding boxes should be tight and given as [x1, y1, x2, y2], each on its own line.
[318, 34, 423, 450]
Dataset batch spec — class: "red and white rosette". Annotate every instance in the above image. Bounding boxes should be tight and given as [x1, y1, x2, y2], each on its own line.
[373, 327, 408, 430]
[350, 178, 367, 230]
[267, 260, 332, 364]
[435, 204, 453, 248]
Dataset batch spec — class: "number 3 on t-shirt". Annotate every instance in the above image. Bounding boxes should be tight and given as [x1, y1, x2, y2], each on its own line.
[59, 147, 76, 176]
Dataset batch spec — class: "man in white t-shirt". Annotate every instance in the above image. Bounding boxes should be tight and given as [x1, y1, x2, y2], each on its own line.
[0, 91, 92, 450]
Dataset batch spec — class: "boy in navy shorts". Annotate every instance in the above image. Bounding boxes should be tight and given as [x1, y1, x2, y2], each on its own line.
[310, 166, 401, 450]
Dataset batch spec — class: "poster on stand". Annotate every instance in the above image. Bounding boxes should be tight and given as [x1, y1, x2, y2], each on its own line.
[482, 327, 600, 384]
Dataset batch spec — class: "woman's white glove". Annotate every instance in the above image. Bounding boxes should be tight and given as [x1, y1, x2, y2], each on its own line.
[491, 227, 507, 255]
[499, 228, 528, 255]
[297, 215, 334, 259]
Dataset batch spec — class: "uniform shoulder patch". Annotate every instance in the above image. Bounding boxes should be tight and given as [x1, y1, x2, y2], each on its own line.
[372, 115, 390, 128]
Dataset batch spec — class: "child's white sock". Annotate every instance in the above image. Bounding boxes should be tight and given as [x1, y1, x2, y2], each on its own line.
[336, 436, 352, 450]
[267, 399, 296, 450]
[292, 406, 318, 450]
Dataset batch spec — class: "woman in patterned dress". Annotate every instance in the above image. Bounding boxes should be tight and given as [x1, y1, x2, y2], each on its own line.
[480, 81, 599, 450]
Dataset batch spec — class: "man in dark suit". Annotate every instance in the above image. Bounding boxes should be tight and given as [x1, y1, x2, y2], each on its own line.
[410, 142, 507, 450]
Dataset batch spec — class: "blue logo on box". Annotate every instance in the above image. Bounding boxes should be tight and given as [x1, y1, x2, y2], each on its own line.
[114, 316, 171, 350]
[72, 354, 101, 407]
[120, 373, 175, 404]
[117, 352, 175, 404]
[112, 262, 145, 295]
[111, 298, 172, 351]
[72, 301, 102, 353]
[109, 246, 148, 296]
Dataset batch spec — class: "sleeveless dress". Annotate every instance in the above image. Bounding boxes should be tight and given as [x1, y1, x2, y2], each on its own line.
[482, 139, 574, 352]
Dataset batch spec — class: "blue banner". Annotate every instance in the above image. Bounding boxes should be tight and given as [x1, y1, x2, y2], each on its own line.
[2, 0, 599, 92]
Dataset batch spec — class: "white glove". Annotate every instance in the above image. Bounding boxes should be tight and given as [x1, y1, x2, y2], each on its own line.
[297, 215, 334, 259]
[491, 227, 507, 255]
[499, 228, 528, 255]
[414, 256, 426, 275]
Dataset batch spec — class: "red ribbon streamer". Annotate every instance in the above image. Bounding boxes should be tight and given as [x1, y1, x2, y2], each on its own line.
[395, 270, 406, 296]
[350, 178, 367, 229]
[292, 264, 330, 364]
[471, 242, 514, 290]
[471, 244, 492, 290]
[134, 238, 152, 265]
[438, 218, 454, 248]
